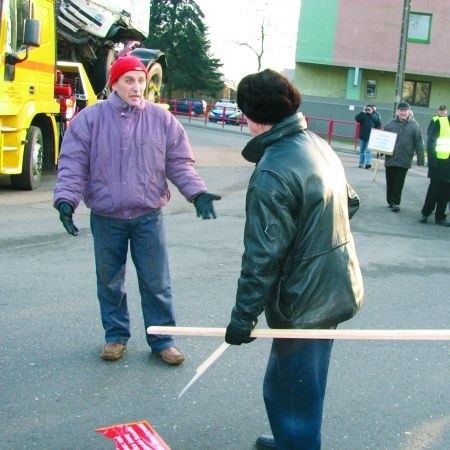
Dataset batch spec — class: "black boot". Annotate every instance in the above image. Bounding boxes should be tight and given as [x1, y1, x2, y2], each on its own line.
[255, 435, 277, 449]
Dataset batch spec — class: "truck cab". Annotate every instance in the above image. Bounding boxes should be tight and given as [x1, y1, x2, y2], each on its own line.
[1, 0, 164, 190]
[1, 0, 62, 189]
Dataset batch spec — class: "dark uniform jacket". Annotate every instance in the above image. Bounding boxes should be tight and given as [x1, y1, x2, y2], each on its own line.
[230, 113, 364, 331]
[355, 110, 381, 140]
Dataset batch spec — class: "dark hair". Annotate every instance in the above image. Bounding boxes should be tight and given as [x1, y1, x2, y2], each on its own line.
[237, 69, 301, 124]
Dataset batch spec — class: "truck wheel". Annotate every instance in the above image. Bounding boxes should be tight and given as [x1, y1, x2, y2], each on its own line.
[145, 62, 163, 103]
[11, 126, 43, 190]
[88, 47, 116, 96]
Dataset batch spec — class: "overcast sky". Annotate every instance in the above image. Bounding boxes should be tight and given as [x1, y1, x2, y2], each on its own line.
[194, 0, 301, 85]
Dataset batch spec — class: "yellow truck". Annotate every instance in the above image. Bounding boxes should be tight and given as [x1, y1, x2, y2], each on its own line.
[0, 0, 166, 189]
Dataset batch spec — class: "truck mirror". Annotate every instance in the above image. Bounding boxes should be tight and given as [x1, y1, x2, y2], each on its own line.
[5, 19, 41, 65]
[24, 19, 41, 47]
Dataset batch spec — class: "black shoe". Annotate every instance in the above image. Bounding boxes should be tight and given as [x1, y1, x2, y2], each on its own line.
[255, 435, 276, 449]
[435, 219, 450, 227]
[419, 215, 428, 223]
[387, 203, 393, 208]
[391, 204, 400, 212]
[365, 164, 372, 169]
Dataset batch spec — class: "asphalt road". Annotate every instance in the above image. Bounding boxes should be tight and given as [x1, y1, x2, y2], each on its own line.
[1, 123, 449, 450]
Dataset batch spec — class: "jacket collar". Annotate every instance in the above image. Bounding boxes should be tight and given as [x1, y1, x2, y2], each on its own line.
[242, 113, 308, 163]
[108, 91, 146, 113]
[394, 113, 412, 123]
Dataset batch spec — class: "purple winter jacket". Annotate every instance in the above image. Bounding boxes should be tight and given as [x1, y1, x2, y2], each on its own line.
[53, 92, 207, 219]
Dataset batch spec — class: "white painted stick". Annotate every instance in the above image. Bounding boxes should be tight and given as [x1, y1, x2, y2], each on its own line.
[178, 342, 230, 399]
[147, 326, 450, 340]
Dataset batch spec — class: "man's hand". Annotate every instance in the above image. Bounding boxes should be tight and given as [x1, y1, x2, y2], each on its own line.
[225, 323, 256, 345]
[347, 183, 360, 220]
[194, 192, 221, 219]
[57, 201, 79, 236]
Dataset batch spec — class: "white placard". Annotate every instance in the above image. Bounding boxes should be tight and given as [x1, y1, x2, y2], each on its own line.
[367, 129, 397, 155]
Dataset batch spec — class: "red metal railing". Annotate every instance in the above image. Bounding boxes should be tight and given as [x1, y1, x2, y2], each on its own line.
[163, 99, 359, 147]
[305, 116, 359, 149]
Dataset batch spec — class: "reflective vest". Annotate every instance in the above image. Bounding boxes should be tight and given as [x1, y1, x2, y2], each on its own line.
[435, 117, 450, 159]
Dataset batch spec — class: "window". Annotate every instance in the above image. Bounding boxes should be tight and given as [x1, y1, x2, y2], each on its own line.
[365, 80, 377, 98]
[403, 80, 431, 107]
[7, 0, 30, 53]
[408, 12, 432, 43]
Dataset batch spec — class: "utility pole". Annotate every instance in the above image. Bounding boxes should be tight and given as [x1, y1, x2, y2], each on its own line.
[393, 0, 411, 116]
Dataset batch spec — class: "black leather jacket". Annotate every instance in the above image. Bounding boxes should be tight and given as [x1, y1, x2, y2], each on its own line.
[231, 113, 364, 331]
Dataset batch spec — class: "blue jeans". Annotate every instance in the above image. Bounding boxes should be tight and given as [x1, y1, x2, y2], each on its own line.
[359, 139, 372, 166]
[263, 338, 334, 450]
[90, 211, 175, 352]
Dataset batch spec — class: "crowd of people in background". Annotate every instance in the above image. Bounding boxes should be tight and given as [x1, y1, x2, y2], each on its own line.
[356, 102, 450, 226]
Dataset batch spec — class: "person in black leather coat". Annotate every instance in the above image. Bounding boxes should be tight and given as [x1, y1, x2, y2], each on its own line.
[224, 69, 364, 450]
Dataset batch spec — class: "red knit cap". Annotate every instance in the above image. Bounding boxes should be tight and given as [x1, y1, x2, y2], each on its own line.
[109, 56, 148, 87]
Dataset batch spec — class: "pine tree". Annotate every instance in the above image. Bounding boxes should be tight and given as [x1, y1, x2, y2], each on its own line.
[145, 0, 224, 98]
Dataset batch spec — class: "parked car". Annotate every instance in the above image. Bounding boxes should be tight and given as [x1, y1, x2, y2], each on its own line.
[169, 98, 207, 115]
[208, 101, 244, 125]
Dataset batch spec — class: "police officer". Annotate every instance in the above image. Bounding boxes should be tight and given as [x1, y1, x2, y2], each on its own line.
[420, 106, 450, 226]
[427, 105, 448, 134]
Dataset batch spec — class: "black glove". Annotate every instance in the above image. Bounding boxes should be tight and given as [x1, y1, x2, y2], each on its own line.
[57, 201, 79, 236]
[225, 323, 256, 345]
[194, 192, 221, 219]
[347, 183, 360, 220]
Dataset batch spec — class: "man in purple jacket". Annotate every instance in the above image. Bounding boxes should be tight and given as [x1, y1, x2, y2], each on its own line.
[53, 56, 221, 364]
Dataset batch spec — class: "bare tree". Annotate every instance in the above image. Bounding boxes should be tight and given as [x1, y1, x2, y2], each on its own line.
[237, 18, 267, 72]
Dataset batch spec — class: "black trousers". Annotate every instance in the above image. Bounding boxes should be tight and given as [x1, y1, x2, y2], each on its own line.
[385, 166, 408, 206]
[421, 179, 450, 221]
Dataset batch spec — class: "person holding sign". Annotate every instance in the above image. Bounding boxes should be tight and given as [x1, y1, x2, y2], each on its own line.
[383, 102, 424, 212]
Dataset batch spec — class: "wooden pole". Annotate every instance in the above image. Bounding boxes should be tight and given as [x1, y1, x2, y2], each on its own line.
[373, 154, 380, 181]
[147, 326, 450, 341]
[393, 0, 411, 114]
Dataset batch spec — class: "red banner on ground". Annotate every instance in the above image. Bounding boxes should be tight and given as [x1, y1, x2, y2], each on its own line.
[96, 420, 171, 450]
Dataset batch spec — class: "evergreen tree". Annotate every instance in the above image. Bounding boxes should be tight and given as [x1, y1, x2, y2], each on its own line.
[145, 0, 224, 98]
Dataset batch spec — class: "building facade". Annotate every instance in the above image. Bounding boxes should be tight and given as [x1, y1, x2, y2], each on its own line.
[294, 0, 450, 130]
